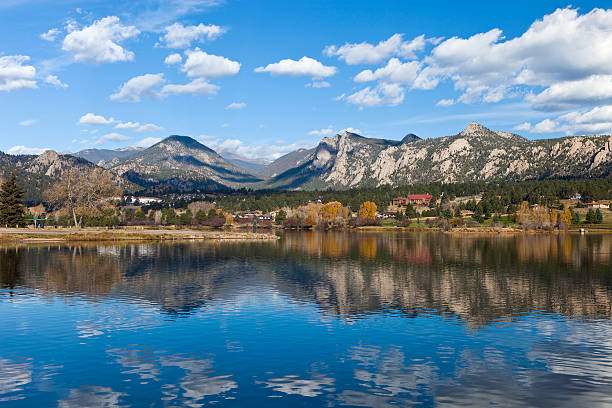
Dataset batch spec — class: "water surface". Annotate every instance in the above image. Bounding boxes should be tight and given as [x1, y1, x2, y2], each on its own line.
[1, 232, 611, 407]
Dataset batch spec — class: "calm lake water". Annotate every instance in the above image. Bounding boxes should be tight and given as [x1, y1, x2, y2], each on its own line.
[1, 231, 611, 407]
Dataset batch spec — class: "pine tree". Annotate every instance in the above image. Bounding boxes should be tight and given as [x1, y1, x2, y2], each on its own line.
[596, 209, 603, 224]
[0, 173, 26, 228]
[586, 209, 596, 224]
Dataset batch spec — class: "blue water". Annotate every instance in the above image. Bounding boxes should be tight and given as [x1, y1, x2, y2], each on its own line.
[1, 232, 611, 406]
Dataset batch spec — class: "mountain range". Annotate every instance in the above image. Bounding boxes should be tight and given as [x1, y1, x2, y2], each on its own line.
[3, 122, 612, 202]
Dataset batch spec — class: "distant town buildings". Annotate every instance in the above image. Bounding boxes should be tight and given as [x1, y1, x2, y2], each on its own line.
[392, 194, 433, 207]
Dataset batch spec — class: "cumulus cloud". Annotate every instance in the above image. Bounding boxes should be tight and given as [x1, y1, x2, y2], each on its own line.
[340, 127, 362, 134]
[354, 58, 421, 85]
[41, 28, 60, 41]
[512, 122, 532, 131]
[225, 102, 245, 110]
[343, 83, 404, 107]
[7, 145, 50, 155]
[134, 137, 162, 148]
[255, 56, 336, 78]
[160, 22, 225, 48]
[164, 53, 182, 65]
[305, 81, 331, 88]
[0, 55, 36, 91]
[44, 75, 68, 88]
[135, 123, 163, 132]
[79, 113, 115, 125]
[532, 119, 558, 134]
[95, 132, 130, 145]
[308, 126, 334, 136]
[62, 16, 140, 64]
[115, 121, 163, 132]
[182, 49, 241, 78]
[161, 78, 219, 95]
[436, 98, 456, 107]
[110, 73, 165, 102]
[420, 7, 612, 109]
[212, 138, 316, 160]
[324, 34, 430, 65]
[19, 119, 37, 126]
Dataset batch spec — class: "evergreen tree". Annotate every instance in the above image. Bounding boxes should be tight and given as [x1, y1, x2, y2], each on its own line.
[596, 209, 603, 224]
[0, 173, 26, 228]
[585, 209, 596, 224]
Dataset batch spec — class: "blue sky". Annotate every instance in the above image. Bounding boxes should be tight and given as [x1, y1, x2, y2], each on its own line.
[1, 0, 611, 160]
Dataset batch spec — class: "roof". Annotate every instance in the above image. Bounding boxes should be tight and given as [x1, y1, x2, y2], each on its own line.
[407, 194, 432, 200]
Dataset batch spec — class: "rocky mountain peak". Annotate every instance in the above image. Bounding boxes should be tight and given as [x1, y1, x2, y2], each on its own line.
[34, 150, 60, 165]
[461, 122, 491, 136]
[401, 133, 421, 143]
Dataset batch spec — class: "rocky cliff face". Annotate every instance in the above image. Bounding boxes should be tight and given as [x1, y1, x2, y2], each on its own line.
[109, 135, 263, 191]
[266, 123, 612, 190]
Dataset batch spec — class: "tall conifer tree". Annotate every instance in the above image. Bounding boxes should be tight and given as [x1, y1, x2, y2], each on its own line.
[0, 173, 26, 227]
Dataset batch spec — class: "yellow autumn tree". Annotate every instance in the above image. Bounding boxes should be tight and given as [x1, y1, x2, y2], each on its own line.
[359, 201, 377, 219]
[320, 201, 343, 221]
[516, 201, 533, 226]
[559, 205, 572, 226]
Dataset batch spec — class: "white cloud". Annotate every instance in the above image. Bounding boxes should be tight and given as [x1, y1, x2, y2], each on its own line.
[221, 123, 230, 128]
[340, 127, 362, 134]
[255, 56, 336, 78]
[7, 145, 50, 155]
[134, 137, 162, 148]
[44, 74, 68, 88]
[79, 113, 115, 125]
[420, 7, 612, 109]
[95, 132, 130, 145]
[436, 98, 456, 107]
[115, 121, 140, 129]
[0, 55, 36, 91]
[62, 16, 140, 64]
[512, 122, 532, 131]
[527, 75, 612, 111]
[164, 53, 182, 65]
[110, 73, 165, 102]
[161, 78, 218, 95]
[212, 137, 316, 160]
[19, 119, 37, 126]
[115, 121, 163, 132]
[354, 58, 421, 85]
[305, 81, 331, 88]
[324, 34, 429, 65]
[344, 83, 404, 107]
[225, 102, 245, 110]
[41, 28, 60, 41]
[135, 123, 163, 133]
[182, 49, 241, 78]
[160, 22, 225, 48]
[308, 126, 334, 136]
[532, 119, 558, 133]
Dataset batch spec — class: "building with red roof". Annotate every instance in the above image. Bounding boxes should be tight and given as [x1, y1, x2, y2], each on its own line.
[392, 194, 433, 207]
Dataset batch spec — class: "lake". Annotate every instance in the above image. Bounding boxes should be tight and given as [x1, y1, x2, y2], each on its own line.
[1, 231, 611, 407]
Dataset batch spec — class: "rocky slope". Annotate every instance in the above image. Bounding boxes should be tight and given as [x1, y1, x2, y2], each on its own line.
[74, 147, 142, 167]
[265, 123, 612, 190]
[0, 150, 99, 203]
[108, 135, 263, 191]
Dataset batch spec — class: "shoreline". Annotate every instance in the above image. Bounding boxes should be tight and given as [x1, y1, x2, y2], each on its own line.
[2, 225, 612, 244]
[0, 227, 279, 243]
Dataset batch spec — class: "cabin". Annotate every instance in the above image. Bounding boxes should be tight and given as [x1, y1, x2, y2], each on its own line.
[392, 194, 433, 207]
[586, 201, 610, 209]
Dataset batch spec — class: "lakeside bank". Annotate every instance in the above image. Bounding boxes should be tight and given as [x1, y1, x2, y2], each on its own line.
[0, 227, 279, 243]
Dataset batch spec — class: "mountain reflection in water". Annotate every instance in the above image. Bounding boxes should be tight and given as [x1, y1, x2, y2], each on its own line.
[0, 231, 611, 407]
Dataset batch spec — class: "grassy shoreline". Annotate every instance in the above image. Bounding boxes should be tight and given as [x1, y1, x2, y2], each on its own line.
[3, 225, 612, 244]
[0, 227, 279, 243]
